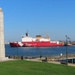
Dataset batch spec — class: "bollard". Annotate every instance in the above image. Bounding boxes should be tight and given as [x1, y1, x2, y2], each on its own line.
[21, 56, 23, 60]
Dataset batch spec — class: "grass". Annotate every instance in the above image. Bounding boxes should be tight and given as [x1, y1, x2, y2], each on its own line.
[0, 60, 75, 75]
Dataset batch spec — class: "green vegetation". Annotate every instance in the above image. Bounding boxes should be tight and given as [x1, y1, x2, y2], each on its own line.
[0, 60, 75, 75]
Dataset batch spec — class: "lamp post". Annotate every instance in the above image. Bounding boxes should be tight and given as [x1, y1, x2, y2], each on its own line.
[65, 35, 68, 65]
[17, 41, 18, 57]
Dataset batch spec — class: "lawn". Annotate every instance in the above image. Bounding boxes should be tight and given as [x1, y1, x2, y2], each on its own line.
[0, 60, 75, 75]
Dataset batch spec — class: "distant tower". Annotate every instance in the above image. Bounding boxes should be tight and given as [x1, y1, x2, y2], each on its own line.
[0, 8, 8, 60]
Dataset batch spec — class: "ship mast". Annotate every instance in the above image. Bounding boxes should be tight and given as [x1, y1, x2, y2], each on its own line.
[46, 32, 50, 38]
[26, 30, 29, 36]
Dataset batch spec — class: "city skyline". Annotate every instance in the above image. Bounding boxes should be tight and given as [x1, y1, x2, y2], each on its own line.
[0, 0, 75, 42]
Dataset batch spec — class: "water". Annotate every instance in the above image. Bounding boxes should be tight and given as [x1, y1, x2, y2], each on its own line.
[5, 44, 75, 57]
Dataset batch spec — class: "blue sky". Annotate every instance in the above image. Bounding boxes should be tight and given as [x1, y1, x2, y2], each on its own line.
[0, 0, 75, 42]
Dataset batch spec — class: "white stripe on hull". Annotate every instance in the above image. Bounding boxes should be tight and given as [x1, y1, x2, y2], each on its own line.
[18, 42, 23, 46]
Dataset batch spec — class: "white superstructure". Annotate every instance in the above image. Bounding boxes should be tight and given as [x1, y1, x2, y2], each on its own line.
[22, 33, 50, 42]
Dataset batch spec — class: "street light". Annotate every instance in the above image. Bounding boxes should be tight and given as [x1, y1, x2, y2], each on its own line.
[65, 35, 69, 65]
[17, 41, 18, 57]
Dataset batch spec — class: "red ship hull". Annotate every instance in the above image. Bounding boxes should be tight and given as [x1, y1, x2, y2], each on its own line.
[10, 42, 64, 47]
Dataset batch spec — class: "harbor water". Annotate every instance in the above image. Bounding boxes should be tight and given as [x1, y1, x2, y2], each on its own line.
[5, 44, 75, 57]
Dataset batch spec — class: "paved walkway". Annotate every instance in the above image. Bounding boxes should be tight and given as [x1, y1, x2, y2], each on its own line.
[25, 58, 75, 67]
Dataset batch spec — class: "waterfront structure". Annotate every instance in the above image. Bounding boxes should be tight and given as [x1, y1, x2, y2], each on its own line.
[0, 8, 8, 60]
